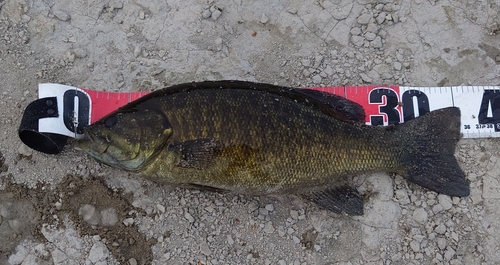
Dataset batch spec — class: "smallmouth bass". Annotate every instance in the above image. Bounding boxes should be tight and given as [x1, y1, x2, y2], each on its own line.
[79, 81, 469, 215]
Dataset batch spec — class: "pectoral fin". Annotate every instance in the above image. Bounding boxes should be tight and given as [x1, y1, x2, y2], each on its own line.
[168, 138, 222, 169]
[303, 186, 364, 216]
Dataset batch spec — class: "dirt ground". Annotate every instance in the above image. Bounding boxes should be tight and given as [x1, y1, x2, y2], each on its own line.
[1, 0, 500, 264]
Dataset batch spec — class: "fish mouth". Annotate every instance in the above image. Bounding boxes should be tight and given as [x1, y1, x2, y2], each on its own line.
[79, 130, 146, 171]
[79, 131, 110, 155]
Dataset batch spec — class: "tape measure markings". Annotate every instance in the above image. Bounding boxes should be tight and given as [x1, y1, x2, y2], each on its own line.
[33, 83, 500, 139]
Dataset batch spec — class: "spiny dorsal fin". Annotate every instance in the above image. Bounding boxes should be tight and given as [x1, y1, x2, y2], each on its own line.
[117, 81, 366, 123]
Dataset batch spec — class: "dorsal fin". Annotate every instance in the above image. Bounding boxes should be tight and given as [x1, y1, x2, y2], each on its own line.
[113, 81, 366, 123]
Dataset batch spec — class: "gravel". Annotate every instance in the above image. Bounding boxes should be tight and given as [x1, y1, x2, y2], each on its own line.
[0, 0, 499, 264]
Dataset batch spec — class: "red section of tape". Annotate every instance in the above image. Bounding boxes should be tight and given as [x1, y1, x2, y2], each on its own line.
[81, 89, 150, 123]
[80, 86, 404, 125]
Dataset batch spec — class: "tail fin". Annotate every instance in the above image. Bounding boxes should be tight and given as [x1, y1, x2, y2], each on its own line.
[398, 107, 469, 197]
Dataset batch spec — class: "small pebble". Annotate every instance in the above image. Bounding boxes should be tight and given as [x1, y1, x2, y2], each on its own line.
[53, 10, 70, 21]
[185, 212, 195, 223]
[260, 14, 269, 24]
[101, 208, 118, 226]
[18, 143, 33, 157]
[412, 208, 428, 224]
[211, 9, 222, 20]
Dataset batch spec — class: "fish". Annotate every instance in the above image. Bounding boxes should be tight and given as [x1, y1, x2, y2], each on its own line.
[78, 80, 470, 215]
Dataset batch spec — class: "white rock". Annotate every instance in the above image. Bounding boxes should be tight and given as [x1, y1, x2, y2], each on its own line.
[51, 248, 68, 264]
[185, 212, 195, 223]
[156, 203, 166, 213]
[211, 9, 222, 20]
[263, 221, 274, 234]
[101, 207, 118, 226]
[18, 143, 33, 157]
[357, 13, 372, 24]
[351, 35, 365, 47]
[409, 240, 420, 252]
[88, 241, 109, 263]
[437, 237, 447, 250]
[200, 242, 212, 256]
[364, 32, 377, 41]
[8, 244, 29, 265]
[202, 9, 212, 19]
[123, 218, 134, 226]
[393, 61, 402, 71]
[412, 208, 428, 224]
[444, 247, 456, 260]
[265, 204, 274, 212]
[438, 195, 453, 210]
[260, 14, 269, 24]
[73, 48, 87, 58]
[52, 10, 70, 21]
[435, 224, 446, 234]
[371, 36, 383, 48]
[363, 201, 400, 229]
[79, 204, 101, 225]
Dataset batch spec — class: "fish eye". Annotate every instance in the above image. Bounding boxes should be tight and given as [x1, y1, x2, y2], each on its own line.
[104, 116, 118, 128]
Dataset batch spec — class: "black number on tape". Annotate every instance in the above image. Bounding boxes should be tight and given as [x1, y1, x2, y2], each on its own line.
[369, 89, 400, 126]
[63, 90, 90, 134]
[401, 90, 430, 122]
[478, 90, 500, 132]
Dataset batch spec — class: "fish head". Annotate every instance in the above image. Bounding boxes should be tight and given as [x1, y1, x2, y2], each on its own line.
[79, 108, 172, 171]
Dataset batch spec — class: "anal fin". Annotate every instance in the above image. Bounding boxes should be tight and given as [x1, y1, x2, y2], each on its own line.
[303, 186, 364, 216]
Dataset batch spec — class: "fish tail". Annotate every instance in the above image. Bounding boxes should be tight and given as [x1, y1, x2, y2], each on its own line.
[397, 107, 469, 197]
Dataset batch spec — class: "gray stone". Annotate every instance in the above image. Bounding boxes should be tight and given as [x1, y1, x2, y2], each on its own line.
[52, 10, 70, 21]
[371, 36, 383, 48]
[79, 204, 101, 226]
[351, 35, 364, 47]
[51, 248, 68, 264]
[438, 194, 453, 210]
[200, 242, 212, 256]
[357, 13, 372, 24]
[263, 221, 274, 234]
[350, 27, 362, 36]
[211, 9, 222, 20]
[412, 208, 428, 224]
[437, 237, 448, 250]
[73, 48, 87, 58]
[410, 240, 420, 252]
[393, 61, 402, 71]
[435, 224, 446, 234]
[101, 207, 118, 227]
[260, 14, 269, 24]
[185, 212, 195, 223]
[364, 32, 377, 41]
[444, 247, 456, 260]
[18, 143, 33, 157]
[376, 12, 386, 24]
[88, 242, 109, 263]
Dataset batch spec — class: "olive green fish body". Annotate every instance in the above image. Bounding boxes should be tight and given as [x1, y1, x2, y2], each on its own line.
[80, 81, 470, 215]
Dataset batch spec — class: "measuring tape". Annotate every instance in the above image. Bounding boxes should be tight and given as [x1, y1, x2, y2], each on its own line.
[18, 83, 500, 154]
